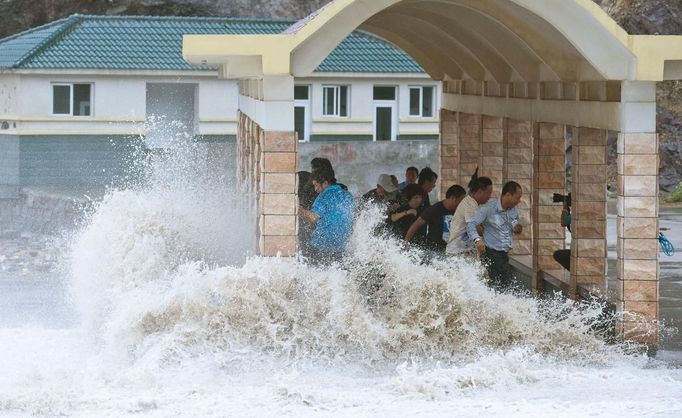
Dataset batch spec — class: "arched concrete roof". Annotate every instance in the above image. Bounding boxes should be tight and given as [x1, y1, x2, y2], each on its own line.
[183, 0, 682, 82]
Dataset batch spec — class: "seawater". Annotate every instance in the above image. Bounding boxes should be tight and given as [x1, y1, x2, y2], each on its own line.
[1, 141, 682, 417]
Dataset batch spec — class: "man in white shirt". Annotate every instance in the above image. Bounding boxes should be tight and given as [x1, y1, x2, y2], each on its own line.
[446, 177, 493, 255]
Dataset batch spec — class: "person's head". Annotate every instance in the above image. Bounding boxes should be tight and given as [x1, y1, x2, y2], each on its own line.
[311, 168, 336, 193]
[311, 158, 337, 185]
[402, 184, 424, 209]
[500, 181, 523, 209]
[418, 167, 438, 193]
[467, 166, 480, 192]
[405, 166, 419, 184]
[375, 173, 397, 199]
[297, 171, 311, 194]
[390, 175, 400, 189]
[443, 184, 467, 211]
[311, 157, 333, 172]
[470, 176, 493, 205]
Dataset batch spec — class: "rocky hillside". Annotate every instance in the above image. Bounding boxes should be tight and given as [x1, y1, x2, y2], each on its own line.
[0, 0, 328, 37]
[2, 0, 682, 189]
[594, 0, 682, 190]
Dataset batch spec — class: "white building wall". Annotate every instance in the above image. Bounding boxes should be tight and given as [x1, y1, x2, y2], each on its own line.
[0, 75, 19, 117]
[3, 71, 438, 140]
[299, 76, 440, 140]
[196, 77, 238, 136]
[5, 72, 237, 137]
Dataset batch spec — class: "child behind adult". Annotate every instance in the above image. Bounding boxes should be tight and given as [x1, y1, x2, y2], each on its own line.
[387, 184, 425, 239]
[404, 184, 466, 253]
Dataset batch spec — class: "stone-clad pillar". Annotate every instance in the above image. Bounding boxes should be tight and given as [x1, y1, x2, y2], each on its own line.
[616, 81, 659, 344]
[236, 75, 298, 257]
[458, 112, 482, 188]
[505, 119, 533, 256]
[532, 122, 567, 289]
[616, 132, 659, 341]
[439, 109, 459, 197]
[480, 115, 504, 196]
[260, 131, 298, 256]
[570, 127, 608, 296]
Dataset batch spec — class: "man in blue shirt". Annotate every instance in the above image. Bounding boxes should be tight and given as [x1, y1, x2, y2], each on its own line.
[298, 167, 354, 264]
[398, 166, 419, 191]
[466, 181, 523, 290]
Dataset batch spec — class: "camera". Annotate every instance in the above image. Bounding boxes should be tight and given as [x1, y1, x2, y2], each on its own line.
[552, 192, 571, 206]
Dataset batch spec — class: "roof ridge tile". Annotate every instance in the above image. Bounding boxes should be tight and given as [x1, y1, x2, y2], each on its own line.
[13, 14, 83, 68]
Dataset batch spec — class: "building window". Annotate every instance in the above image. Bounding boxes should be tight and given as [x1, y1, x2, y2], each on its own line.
[322, 85, 348, 117]
[52, 83, 92, 116]
[294, 85, 309, 100]
[409, 86, 434, 117]
[373, 86, 396, 101]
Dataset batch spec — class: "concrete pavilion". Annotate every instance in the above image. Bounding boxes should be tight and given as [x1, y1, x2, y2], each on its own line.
[183, 0, 682, 343]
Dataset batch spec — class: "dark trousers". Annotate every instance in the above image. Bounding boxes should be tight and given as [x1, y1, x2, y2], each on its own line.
[482, 247, 511, 291]
[553, 249, 571, 271]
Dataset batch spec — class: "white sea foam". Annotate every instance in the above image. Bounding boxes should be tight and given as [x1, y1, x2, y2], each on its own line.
[1, 138, 681, 417]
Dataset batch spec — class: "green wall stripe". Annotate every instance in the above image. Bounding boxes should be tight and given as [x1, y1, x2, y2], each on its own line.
[397, 134, 439, 141]
[310, 134, 373, 142]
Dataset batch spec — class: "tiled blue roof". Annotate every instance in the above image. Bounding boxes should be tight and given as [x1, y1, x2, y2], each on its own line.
[0, 15, 424, 73]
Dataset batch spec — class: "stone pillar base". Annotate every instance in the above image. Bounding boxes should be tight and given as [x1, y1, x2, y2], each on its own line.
[532, 122, 566, 290]
[570, 127, 608, 296]
[616, 132, 659, 345]
[237, 111, 298, 257]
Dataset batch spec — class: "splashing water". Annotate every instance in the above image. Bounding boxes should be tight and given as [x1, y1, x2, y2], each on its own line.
[1, 137, 681, 417]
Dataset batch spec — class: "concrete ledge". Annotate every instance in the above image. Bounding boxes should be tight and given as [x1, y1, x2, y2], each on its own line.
[509, 255, 617, 310]
[509, 255, 570, 294]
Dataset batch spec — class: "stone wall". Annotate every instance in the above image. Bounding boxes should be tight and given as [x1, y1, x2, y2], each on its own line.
[298, 140, 440, 197]
[505, 119, 533, 256]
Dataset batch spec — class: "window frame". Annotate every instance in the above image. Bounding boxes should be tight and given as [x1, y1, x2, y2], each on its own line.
[294, 84, 311, 142]
[294, 84, 310, 100]
[322, 85, 349, 118]
[408, 85, 435, 118]
[373, 85, 397, 101]
[51, 82, 94, 117]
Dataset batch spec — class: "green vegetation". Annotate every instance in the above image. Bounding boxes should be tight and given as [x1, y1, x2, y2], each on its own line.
[666, 181, 682, 202]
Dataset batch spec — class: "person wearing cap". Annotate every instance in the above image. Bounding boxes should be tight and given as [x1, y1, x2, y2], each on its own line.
[362, 174, 400, 211]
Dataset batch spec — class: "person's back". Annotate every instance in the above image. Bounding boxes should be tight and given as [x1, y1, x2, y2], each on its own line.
[310, 183, 354, 252]
[445, 195, 479, 254]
